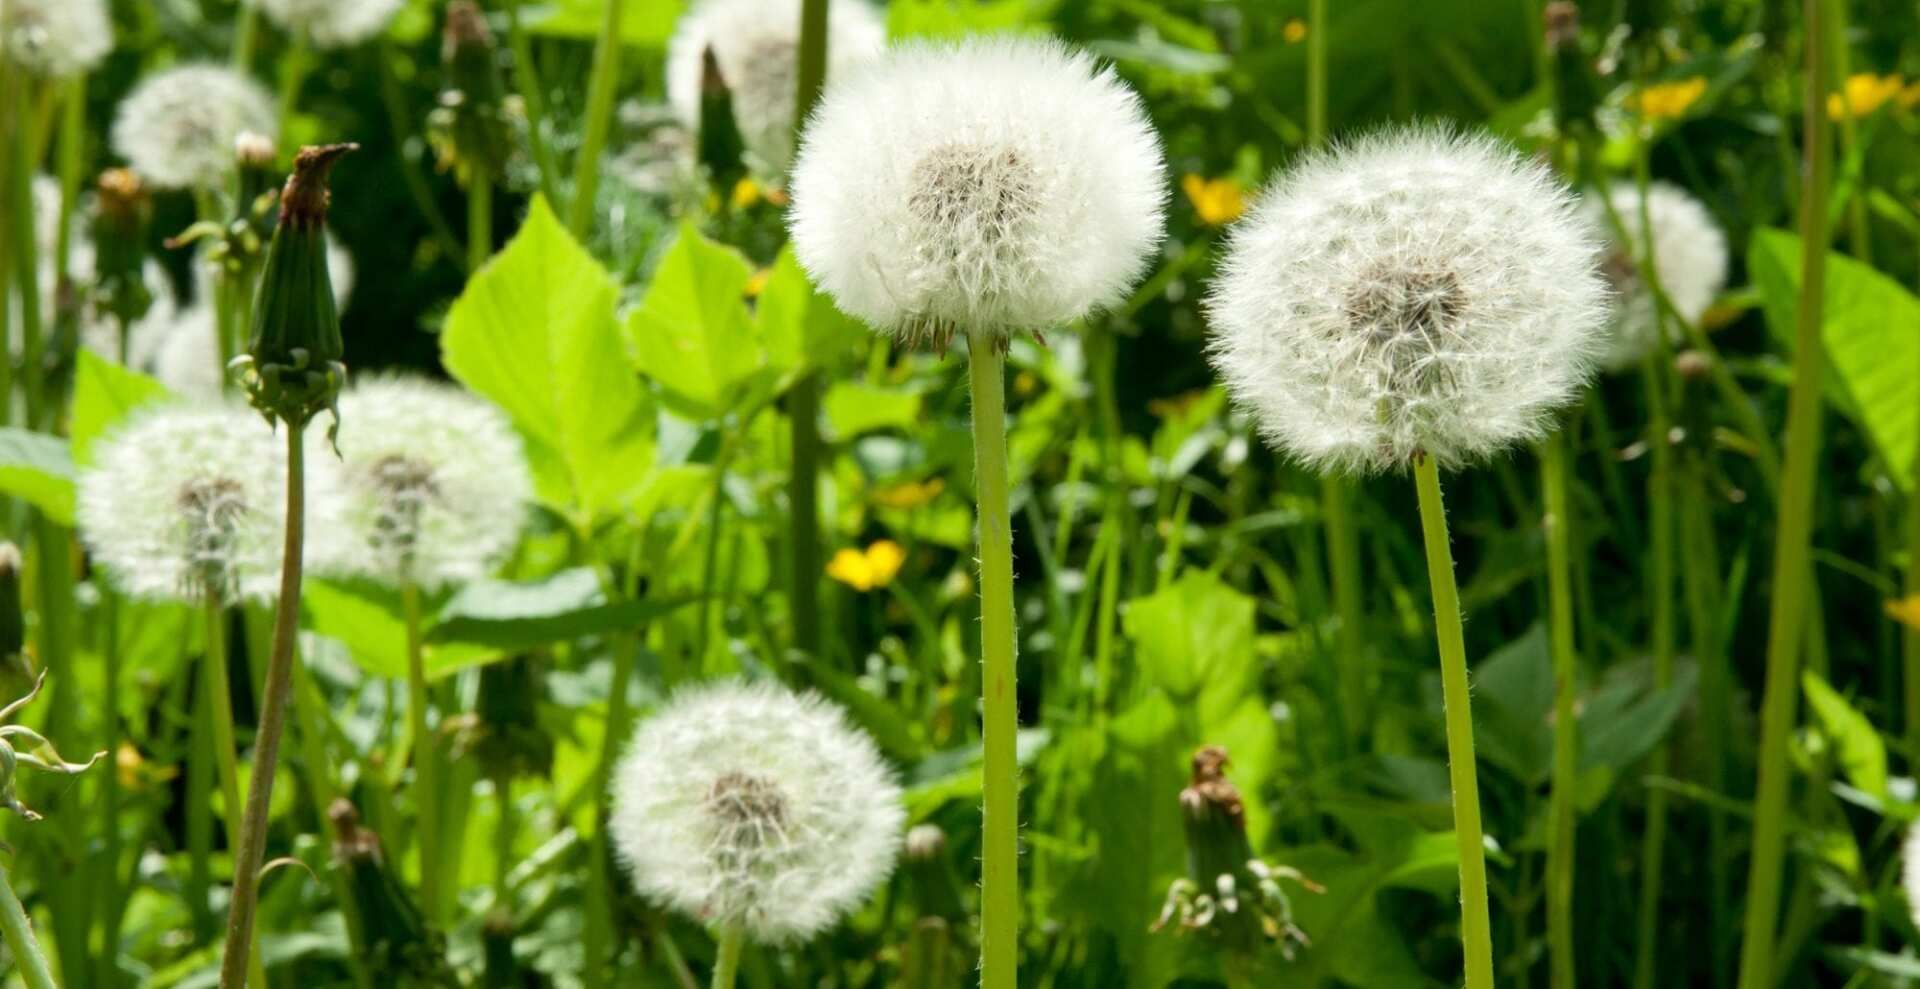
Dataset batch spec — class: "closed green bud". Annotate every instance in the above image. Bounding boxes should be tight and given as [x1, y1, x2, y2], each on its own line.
[453, 653, 553, 781]
[234, 143, 355, 432]
[1546, 3, 1598, 137]
[428, 1, 512, 184]
[696, 47, 747, 195]
[328, 798, 455, 985]
[89, 168, 156, 330]
[0, 543, 23, 670]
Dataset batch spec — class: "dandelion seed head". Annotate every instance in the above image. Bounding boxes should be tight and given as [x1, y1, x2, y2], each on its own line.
[666, 0, 885, 178]
[609, 680, 905, 942]
[1, 0, 110, 78]
[1582, 181, 1727, 369]
[256, 0, 404, 48]
[1206, 126, 1610, 474]
[787, 37, 1168, 345]
[311, 377, 531, 590]
[77, 404, 340, 603]
[111, 65, 277, 190]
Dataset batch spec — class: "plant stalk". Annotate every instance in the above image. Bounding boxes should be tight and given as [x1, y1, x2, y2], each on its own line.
[469, 168, 493, 273]
[1411, 453, 1495, 989]
[1543, 431, 1578, 989]
[403, 578, 444, 922]
[710, 924, 745, 989]
[0, 862, 56, 989]
[567, 0, 625, 237]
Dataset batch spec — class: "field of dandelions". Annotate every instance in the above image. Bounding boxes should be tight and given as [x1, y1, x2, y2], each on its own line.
[1, 0, 1919, 986]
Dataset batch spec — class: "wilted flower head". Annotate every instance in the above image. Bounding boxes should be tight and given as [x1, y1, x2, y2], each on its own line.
[1, 0, 111, 77]
[312, 377, 531, 590]
[788, 37, 1167, 347]
[609, 680, 905, 942]
[77, 403, 339, 603]
[1582, 181, 1727, 369]
[256, 0, 404, 48]
[111, 65, 277, 190]
[666, 0, 884, 178]
[1207, 127, 1610, 474]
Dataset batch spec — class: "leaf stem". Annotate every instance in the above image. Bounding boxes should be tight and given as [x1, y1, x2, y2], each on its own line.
[1411, 452, 1495, 989]
[968, 336, 1020, 989]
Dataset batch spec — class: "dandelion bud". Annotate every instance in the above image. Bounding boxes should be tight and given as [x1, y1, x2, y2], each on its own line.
[1673, 349, 1712, 380]
[0, 0, 110, 78]
[1207, 127, 1610, 474]
[1545, 3, 1598, 136]
[788, 37, 1168, 349]
[0, 544, 23, 663]
[327, 799, 454, 983]
[89, 169, 157, 330]
[427, 1, 511, 183]
[236, 144, 355, 430]
[454, 654, 553, 782]
[694, 48, 749, 195]
[0, 673, 106, 821]
[667, 0, 885, 179]
[902, 823, 966, 922]
[112, 65, 277, 191]
[609, 681, 905, 942]
[1580, 182, 1726, 370]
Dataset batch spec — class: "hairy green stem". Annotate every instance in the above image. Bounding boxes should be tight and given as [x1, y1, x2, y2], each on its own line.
[217, 426, 308, 989]
[710, 925, 745, 989]
[203, 602, 269, 989]
[1736, 1, 1831, 983]
[567, 0, 625, 237]
[0, 862, 56, 989]
[787, 374, 823, 659]
[403, 579, 444, 922]
[231, 0, 259, 69]
[1542, 432, 1578, 989]
[968, 336, 1020, 989]
[469, 168, 493, 273]
[1412, 453, 1495, 989]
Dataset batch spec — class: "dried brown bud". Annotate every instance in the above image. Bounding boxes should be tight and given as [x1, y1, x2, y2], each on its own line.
[279, 143, 358, 230]
[1544, 2, 1580, 51]
[1674, 349, 1713, 380]
[95, 168, 150, 225]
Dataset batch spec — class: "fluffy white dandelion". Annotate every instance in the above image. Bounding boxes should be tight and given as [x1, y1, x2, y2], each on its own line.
[787, 37, 1167, 346]
[147, 304, 223, 397]
[666, 0, 885, 178]
[1207, 127, 1611, 475]
[111, 65, 277, 190]
[255, 0, 404, 48]
[77, 403, 341, 603]
[609, 680, 905, 942]
[1, 0, 111, 78]
[310, 376, 531, 590]
[1582, 181, 1728, 369]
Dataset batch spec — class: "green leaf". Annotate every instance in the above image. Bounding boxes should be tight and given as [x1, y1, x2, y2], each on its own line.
[886, 0, 1044, 37]
[0, 428, 75, 525]
[442, 195, 655, 524]
[71, 348, 171, 468]
[626, 222, 762, 418]
[520, 0, 683, 44]
[1578, 662, 1697, 773]
[1467, 625, 1553, 785]
[1750, 228, 1920, 489]
[427, 567, 700, 651]
[1802, 670, 1888, 800]
[1124, 572, 1257, 712]
[757, 246, 864, 372]
[823, 383, 922, 440]
[302, 579, 492, 680]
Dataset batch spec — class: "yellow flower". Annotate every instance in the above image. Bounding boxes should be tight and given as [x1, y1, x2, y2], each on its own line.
[1283, 18, 1308, 44]
[1888, 595, 1920, 631]
[1014, 370, 1040, 397]
[827, 540, 907, 592]
[1629, 77, 1707, 120]
[1181, 174, 1246, 227]
[731, 177, 762, 210]
[1829, 73, 1907, 120]
[872, 477, 945, 510]
[745, 267, 771, 298]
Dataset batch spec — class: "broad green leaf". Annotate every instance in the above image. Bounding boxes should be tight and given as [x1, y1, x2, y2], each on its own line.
[1124, 571, 1257, 716]
[757, 246, 864, 372]
[442, 195, 655, 524]
[303, 578, 492, 680]
[1750, 228, 1920, 489]
[1467, 625, 1553, 784]
[1802, 670, 1888, 799]
[0, 428, 74, 525]
[520, 0, 682, 44]
[1579, 662, 1697, 772]
[887, 0, 1043, 37]
[71, 348, 171, 467]
[427, 567, 700, 651]
[626, 222, 761, 418]
[824, 383, 922, 439]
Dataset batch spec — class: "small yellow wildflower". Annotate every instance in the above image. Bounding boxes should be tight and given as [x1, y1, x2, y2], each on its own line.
[745, 267, 771, 298]
[731, 177, 762, 210]
[1014, 370, 1040, 397]
[1829, 73, 1907, 120]
[1181, 174, 1246, 227]
[827, 540, 907, 592]
[1283, 18, 1308, 44]
[1887, 595, 1920, 631]
[1629, 77, 1707, 120]
[1148, 389, 1210, 419]
[872, 477, 945, 510]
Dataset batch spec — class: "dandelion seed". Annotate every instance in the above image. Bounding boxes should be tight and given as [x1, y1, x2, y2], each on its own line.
[311, 376, 531, 590]
[257, 0, 405, 48]
[609, 680, 904, 942]
[111, 65, 277, 190]
[1583, 181, 1727, 369]
[667, 0, 885, 178]
[1206, 126, 1610, 474]
[788, 37, 1168, 347]
[0, 0, 110, 78]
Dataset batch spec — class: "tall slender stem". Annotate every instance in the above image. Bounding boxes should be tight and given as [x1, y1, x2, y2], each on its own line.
[502, 0, 560, 205]
[98, 592, 126, 988]
[7, 85, 45, 429]
[1680, 445, 1731, 989]
[967, 336, 1020, 989]
[468, 169, 493, 273]
[277, 35, 310, 127]
[403, 578, 443, 922]
[1306, 0, 1328, 143]
[781, 0, 830, 664]
[0, 862, 56, 989]
[202, 601, 268, 989]
[567, 0, 625, 237]
[1542, 432, 1578, 989]
[231, 0, 259, 69]
[1411, 453, 1495, 989]
[709, 924, 745, 989]
[1736, 1, 1831, 984]
[217, 426, 308, 989]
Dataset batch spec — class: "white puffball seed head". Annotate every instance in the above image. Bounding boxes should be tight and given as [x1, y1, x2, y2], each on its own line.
[788, 37, 1168, 346]
[609, 680, 905, 943]
[1207, 127, 1611, 475]
[111, 65, 278, 190]
[1, 0, 111, 78]
[256, 0, 404, 48]
[666, 0, 885, 178]
[1583, 181, 1728, 369]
